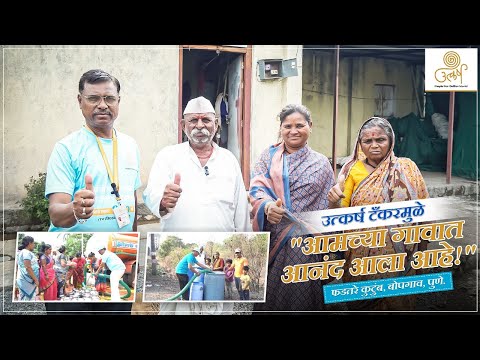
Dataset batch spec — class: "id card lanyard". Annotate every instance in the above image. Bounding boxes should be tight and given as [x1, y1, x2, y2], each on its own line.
[85, 125, 120, 200]
[85, 125, 130, 229]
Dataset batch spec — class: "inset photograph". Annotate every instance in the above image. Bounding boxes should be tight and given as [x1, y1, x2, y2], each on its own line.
[13, 232, 139, 302]
[143, 232, 269, 302]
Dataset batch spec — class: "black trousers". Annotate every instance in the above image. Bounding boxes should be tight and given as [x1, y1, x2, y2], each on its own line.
[56, 280, 65, 299]
[176, 273, 190, 300]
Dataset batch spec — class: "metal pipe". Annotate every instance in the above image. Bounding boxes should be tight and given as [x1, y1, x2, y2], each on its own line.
[243, 46, 253, 188]
[332, 45, 340, 174]
[446, 92, 455, 184]
[151, 233, 157, 276]
[347, 58, 353, 155]
[411, 65, 422, 116]
[178, 46, 184, 143]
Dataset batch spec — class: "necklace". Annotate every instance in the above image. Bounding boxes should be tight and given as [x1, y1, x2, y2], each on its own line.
[196, 145, 214, 159]
[364, 159, 377, 168]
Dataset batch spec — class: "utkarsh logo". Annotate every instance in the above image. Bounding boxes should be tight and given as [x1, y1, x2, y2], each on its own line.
[425, 48, 477, 92]
[435, 51, 467, 84]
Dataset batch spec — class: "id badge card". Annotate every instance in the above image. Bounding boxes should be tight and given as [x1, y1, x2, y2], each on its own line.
[112, 202, 131, 229]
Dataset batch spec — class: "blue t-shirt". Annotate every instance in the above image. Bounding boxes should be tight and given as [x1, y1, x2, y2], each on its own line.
[45, 127, 141, 232]
[175, 253, 198, 275]
[100, 250, 126, 272]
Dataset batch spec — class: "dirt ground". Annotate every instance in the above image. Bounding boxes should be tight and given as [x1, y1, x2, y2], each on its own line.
[144, 272, 265, 302]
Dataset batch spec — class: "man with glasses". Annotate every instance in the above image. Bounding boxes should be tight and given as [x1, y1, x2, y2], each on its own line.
[143, 96, 251, 314]
[44, 69, 141, 315]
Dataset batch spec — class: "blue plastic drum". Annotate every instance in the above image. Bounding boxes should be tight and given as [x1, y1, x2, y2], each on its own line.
[203, 271, 225, 300]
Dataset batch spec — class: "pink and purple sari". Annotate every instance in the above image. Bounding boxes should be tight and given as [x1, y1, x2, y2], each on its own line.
[39, 255, 58, 301]
[72, 257, 86, 288]
[249, 142, 334, 311]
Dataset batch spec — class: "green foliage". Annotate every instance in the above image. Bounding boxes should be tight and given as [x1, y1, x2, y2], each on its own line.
[18, 172, 49, 230]
[157, 235, 189, 274]
[222, 233, 269, 291]
[156, 233, 269, 288]
[63, 233, 83, 258]
[158, 236, 186, 257]
[17, 233, 41, 254]
[204, 241, 215, 258]
[162, 247, 190, 274]
[82, 233, 93, 253]
[34, 241, 42, 254]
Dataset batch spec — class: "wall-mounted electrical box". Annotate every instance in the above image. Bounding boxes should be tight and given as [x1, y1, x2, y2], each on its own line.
[258, 58, 298, 80]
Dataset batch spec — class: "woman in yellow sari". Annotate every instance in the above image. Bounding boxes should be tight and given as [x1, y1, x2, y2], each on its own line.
[328, 116, 429, 310]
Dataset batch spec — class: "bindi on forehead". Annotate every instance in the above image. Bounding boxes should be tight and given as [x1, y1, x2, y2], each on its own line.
[362, 128, 386, 138]
[363, 130, 381, 137]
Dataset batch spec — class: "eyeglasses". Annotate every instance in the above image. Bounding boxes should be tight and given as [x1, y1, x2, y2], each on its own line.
[81, 94, 120, 106]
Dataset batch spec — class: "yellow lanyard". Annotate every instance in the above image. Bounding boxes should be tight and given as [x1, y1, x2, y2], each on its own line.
[85, 125, 120, 200]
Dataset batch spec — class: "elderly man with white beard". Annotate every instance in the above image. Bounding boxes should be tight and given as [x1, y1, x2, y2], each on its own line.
[143, 96, 251, 315]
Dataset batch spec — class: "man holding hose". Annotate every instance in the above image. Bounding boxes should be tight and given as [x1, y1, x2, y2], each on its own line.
[96, 246, 126, 302]
[175, 247, 211, 300]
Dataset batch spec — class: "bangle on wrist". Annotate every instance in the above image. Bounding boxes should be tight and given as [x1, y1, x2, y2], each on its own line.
[73, 205, 87, 224]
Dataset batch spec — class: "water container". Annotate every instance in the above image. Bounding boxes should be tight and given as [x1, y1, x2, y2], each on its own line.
[189, 267, 205, 283]
[203, 271, 225, 300]
[189, 282, 204, 301]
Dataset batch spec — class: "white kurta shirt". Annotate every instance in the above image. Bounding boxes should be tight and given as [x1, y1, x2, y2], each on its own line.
[196, 252, 206, 265]
[143, 142, 252, 232]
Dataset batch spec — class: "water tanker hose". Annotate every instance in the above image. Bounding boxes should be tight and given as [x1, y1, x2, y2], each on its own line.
[165, 269, 213, 301]
[83, 264, 132, 300]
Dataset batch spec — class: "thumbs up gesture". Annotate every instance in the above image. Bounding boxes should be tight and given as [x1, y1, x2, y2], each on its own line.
[328, 173, 346, 206]
[85, 174, 94, 192]
[160, 173, 183, 211]
[73, 174, 96, 220]
[265, 198, 286, 225]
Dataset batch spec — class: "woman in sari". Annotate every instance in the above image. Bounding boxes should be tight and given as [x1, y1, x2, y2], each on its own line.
[16, 236, 40, 301]
[249, 104, 335, 311]
[212, 252, 225, 271]
[72, 252, 86, 288]
[38, 243, 58, 300]
[54, 245, 69, 298]
[327, 116, 429, 310]
[87, 252, 107, 294]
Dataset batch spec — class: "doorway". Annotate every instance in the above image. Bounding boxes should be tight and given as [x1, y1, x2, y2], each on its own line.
[178, 45, 252, 187]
